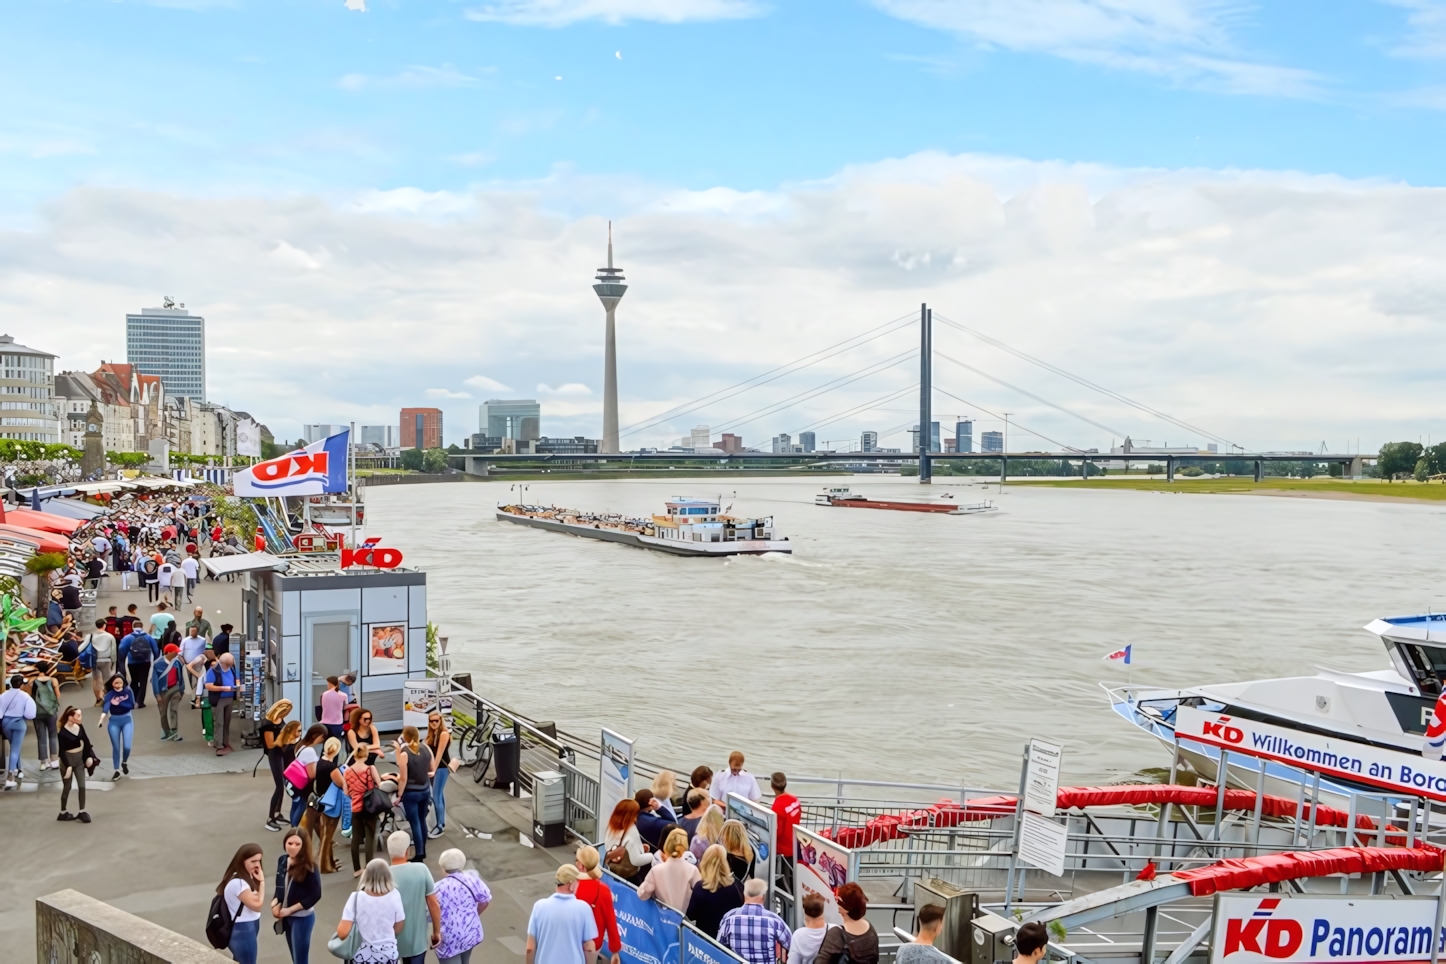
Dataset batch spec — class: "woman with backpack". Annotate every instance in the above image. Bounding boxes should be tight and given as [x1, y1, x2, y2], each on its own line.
[213, 842, 265, 963]
[28, 661, 61, 770]
[345, 743, 384, 877]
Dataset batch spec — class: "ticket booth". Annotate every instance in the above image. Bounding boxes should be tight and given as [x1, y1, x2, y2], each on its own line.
[210, 553, 427, 731]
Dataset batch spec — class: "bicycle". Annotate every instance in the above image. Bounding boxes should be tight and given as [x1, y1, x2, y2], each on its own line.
[467, 709, 502, 784]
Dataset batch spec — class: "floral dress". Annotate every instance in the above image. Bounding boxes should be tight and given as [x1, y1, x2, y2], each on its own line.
[434, 871, 492, 960]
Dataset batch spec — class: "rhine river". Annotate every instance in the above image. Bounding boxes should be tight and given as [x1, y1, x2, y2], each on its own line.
[365, 477, 1444, 791]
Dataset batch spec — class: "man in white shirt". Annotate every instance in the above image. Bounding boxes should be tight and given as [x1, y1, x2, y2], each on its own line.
[85, 618, 117, 704]
[711, 750, 762, 806]
[180, 555, 199, 601]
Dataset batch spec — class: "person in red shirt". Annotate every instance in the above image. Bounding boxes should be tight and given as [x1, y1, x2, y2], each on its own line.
[574, 845, 622, 964]
[770, 772, 801, 896]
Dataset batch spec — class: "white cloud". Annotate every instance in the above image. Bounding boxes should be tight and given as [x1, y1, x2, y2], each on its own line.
[538, 382, 592, 396]
[4, 155, 1446, 450]
[344, 0, 366, 10]
[464, 0, 760, 27]
[871, 0, 1322, 96]
[338, 63, 488, 92]
[1386, 1, 1446, 58]
[466, 375, 514, 393]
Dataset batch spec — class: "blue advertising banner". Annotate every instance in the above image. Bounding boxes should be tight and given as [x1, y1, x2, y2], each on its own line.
[680, 921, 748, 964]
[602, 870, 684, 964]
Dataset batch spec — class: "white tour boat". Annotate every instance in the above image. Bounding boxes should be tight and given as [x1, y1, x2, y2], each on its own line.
[1108, 613, 1446, 809]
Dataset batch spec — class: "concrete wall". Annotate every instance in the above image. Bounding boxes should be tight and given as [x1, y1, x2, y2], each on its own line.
[36, 889, 229, 964]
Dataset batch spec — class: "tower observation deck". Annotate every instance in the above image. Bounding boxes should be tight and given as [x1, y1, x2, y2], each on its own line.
[593, 222, 627, 454]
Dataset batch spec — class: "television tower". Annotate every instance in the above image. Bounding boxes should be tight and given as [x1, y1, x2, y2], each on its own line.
[593, 222, 627, 453]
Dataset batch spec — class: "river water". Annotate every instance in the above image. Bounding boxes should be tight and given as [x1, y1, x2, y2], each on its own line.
[364, 477, 1445, 791]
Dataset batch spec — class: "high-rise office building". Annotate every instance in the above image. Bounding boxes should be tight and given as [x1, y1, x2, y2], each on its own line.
[302, 424, 346, 443]
[860, 431, 878, 453]
[0, 335, 59, 442]
[909, 422, 940, 454]
[480, 399, 541, 441]
[360, 425, 397, 448]
[771, 433, 794, 454]
[799, 431, 816, 452]
[400, 408, 443, 449]
[981, 431, 1004, 453]
[126, 301, 205, 401]
[956, 420, 973, 453]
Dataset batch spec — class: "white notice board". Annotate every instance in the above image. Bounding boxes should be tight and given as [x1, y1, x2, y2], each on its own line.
[1023, 738, 1063, 816]
[1018, 811, 1068, 877]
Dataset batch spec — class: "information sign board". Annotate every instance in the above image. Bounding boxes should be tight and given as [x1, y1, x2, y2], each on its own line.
[1210, 893, 1443, 964]
[794, 826, 857, 926]
[1023, 738, 1063, 816]
[1018, 810, 1068, 877]
[600, 728, 635, 833]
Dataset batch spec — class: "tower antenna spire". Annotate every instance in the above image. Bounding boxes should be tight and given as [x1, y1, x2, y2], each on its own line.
[594, 221, 627, 454]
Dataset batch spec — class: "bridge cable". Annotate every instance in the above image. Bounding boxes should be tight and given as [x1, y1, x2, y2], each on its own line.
[933, 350, 1127, 439]
[932, 313, 1238, 449]
[709, 350, 919, 435]
[619, 310, 918, 439]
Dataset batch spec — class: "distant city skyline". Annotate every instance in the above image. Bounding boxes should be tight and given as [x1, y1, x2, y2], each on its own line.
[5, 3, 1446, 452]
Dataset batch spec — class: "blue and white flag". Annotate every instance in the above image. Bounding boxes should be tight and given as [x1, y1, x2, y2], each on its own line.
[234, 430, 349, 496]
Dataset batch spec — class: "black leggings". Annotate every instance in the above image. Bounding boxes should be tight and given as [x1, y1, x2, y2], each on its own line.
[267, 751, 286, 820]
[61, 748, 86, 812]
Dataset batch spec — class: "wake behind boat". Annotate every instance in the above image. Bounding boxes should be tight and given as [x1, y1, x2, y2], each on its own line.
[1108, 612, 1446, 809]
[496, 496, 791, 557]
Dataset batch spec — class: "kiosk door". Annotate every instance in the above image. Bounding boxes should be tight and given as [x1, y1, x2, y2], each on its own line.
[309, 621, 352, 723]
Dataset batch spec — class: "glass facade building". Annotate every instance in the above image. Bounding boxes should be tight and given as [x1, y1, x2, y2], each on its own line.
[0, 335, 59, 442]
[126, 306, 206, 401]
[480, 399, 540, 441]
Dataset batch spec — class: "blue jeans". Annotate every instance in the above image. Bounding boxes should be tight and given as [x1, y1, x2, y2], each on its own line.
[432, 766, 450, 831]
[289, 792, 307, 827]
[401, 786, 431, 857]
[2, 717, 26, 773]
[283, 912, 315, 964]
[229, 918, 259, 963]
[106, 714, 133, 770]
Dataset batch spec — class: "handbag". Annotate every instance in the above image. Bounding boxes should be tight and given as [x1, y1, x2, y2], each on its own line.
[605, 837, 643, 879]
[283, 758, 309, 789]
[274, 872, 291, 936]
[320, 780, 347, 819]
[327, 893, 363, 960]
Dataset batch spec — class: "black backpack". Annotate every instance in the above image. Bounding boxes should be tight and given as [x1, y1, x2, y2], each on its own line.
[204, 886, 241, 949]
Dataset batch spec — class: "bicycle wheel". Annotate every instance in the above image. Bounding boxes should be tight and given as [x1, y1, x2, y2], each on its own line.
[473, 741, 494, 784]
[453, 724, 478, 766]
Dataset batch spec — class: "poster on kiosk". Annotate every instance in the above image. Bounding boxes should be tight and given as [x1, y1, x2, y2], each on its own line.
[794, 826, 858, 926]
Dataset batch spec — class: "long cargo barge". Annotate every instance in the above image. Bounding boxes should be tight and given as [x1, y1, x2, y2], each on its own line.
[814, 487, 996, 515]
[496, 496, 791, 557]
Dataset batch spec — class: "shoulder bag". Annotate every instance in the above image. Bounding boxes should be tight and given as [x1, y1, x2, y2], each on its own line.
[283, 758, 310, 790]
[605, 834, 643, 879]
[327, 893, 363, 960]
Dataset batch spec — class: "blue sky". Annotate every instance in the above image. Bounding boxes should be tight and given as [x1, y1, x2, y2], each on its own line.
[4, 1, 1446, 450]
[8, 0, 1446, 201]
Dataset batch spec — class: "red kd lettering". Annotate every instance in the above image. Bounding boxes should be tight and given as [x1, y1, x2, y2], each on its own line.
[1224, 727, 1243, 743]
[1225, 919, 1265, 956]
[1264, 920, 1303, 959]
[292, 453, 328, 476]
[253, 458, 290, 481]
[371, 548, 402, 569]
[1202, 721, 1224, 738]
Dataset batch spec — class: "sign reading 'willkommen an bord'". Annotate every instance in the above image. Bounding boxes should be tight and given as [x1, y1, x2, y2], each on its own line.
[1176, 705, 1446, 801]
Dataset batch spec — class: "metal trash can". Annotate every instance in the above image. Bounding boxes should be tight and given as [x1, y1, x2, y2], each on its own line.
[490, 730, 520, 792]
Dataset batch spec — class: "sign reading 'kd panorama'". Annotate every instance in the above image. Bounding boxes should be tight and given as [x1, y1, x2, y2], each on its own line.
[1176, 705, 1446, 801]
[1211, 894, 1444, 964]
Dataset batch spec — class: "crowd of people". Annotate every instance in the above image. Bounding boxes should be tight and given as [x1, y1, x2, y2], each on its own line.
[0, 490, 1035, 964]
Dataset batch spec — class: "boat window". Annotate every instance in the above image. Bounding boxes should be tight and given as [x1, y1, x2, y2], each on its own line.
[1398, 643, 1446, 696]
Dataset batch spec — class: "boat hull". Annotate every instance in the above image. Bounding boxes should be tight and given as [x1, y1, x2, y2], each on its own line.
[496, 511, 791, 556]
[827, 498, 957, 513]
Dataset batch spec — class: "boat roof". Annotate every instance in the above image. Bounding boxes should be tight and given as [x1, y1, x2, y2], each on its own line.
[666, 497, 718, 505]
[1364, 613, 1446, 643]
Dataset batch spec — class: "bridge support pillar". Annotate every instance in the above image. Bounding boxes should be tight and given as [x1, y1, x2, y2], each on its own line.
[1349, 456, 1364, 480]
[1141, 905, 1160, 964]
[463, 456, 489, 477]
[1254, 460, 1263, 482]
[1166, 458, 1175, 483]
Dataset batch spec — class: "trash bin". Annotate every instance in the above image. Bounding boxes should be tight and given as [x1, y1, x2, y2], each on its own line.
[490, 730, 520, 793]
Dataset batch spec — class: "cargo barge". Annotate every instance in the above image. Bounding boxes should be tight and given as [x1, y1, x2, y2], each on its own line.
[496, 496, 791, 557]
[814, 486, 996, 515]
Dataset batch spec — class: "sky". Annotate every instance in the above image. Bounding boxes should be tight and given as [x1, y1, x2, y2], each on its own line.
[4, 0, 1446, 451]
